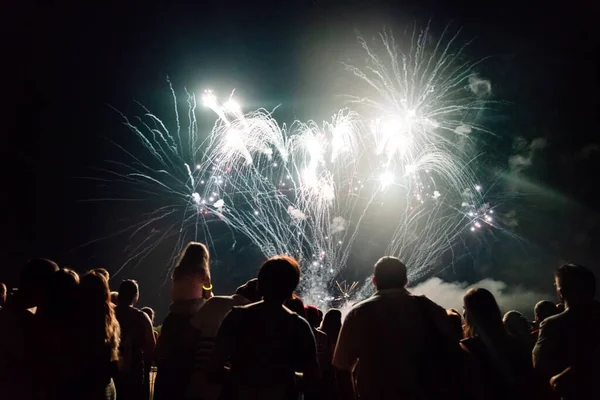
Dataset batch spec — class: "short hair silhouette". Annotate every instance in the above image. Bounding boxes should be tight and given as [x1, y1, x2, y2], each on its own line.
[304, 305, 322, 328]
[258, 255, 300, 302]
[172, 242, 210, 282]
[236, 278, 261, 303]
[534, 300, 557, 323]
[21, 258, 59, 289]
[285, 294, 306, 318]
[555, 264, 596, 303]
[503, 310, 531, 337]
[373, 257, 407, 290]
[118, 279, 139, 306]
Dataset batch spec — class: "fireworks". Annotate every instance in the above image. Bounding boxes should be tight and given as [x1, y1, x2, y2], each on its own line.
[343, 24, 492, 283]
[100, 24, 495, 304]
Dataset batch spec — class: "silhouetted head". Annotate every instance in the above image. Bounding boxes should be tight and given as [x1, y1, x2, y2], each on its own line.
[80, 271, 112, 312]
[503, 310, 531, 338]
[0, 282, 6, 307]
[258, 255, 301, 303]
[172, 242, 211, 301]
[236, 278, 261, 303]
[20, 258, 59, 309]
[304, 305, 323, 328]
[110, 291, 119, 305]
[140, 306, 155, 324]
[373, 257, 407, 290]
[463, 287, 505, 340]
[534, 300, 558, 324]
[79, 271, 120, 356]
[320, 308, 342, 342]
[118, 279, 139, 306]
[555, 264, 596, 307]
[47, 268, 80, 323]
[446, 309, 464, 341]
[92, 268, 110, 282]
[284, 294, 306, 317]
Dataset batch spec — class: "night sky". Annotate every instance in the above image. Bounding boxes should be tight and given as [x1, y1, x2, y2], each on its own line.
[3, 0, 597, 320]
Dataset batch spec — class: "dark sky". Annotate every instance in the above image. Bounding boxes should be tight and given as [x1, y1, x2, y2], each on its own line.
[2, 0, 597, 320]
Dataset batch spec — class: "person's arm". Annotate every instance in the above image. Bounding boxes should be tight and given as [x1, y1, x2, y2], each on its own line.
[140, 312, 156, 365]
[332, 309, 359, 400]
[532, 317, 561, 378]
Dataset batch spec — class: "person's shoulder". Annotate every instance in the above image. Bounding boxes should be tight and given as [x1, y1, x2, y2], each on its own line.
[460, 336, 482, 353]
[539, 310, 567, 330]
[204, 295, 237, 309]
[412, 294, 445, 311]
[314, 328, 328, 339]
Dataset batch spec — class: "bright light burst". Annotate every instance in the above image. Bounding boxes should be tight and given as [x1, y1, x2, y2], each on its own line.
[343, 24, 493, 291]
[99, 24, 497, 305]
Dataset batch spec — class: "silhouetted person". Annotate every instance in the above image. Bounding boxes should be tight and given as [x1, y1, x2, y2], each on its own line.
[305, 305, 332, 373]
[0, 282, 6, 309]
[74, 271, 121, 400]
[0, 258, 58, 400]
[319, 308, 342, 351]
[461, 288, 541, 400]
[140, 306, 158, 340]
[333, 257, 458, 400]
[208, 256, 319, 400]
[319, 308, 342, 400]
[110, 291, 119, 306]
[503, 310, 535, 351]
[187, 278, 261, 400]
[305, 305, 332, 400]
[114, 279, 156, 400]
[154, 242, 213, 400]
[44, 268, 81, 399]
[285, 294, 307, 319]
[534, 300, 558, 327]
[446, 308, 465, 341]
[93, 268, 110, 282]
[533, 264, 600, 399]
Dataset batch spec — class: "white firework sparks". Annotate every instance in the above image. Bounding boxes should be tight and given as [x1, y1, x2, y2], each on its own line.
[343, 24, 493, 285]
[96, 24, 497, 304]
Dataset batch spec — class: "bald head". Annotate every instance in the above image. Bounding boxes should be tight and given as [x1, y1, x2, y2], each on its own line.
[373, 257, 408, 290]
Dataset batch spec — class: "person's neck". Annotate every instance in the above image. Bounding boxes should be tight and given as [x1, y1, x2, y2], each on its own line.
[263, 299, 284, 306]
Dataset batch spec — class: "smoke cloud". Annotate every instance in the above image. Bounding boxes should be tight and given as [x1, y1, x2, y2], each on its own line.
[331, 216, 347, 234]
[468, 75, 492, 97]
[287, 206, 307, 220]
[411, 277, 553, 319]
[508, 136, 547, 173]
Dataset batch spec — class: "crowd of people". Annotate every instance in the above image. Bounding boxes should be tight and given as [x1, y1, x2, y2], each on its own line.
[1, 241, 599, 400]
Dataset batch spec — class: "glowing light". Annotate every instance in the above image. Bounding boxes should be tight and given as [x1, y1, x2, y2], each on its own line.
[102, 24, 493, 307]
[380, 171, 394, 189]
